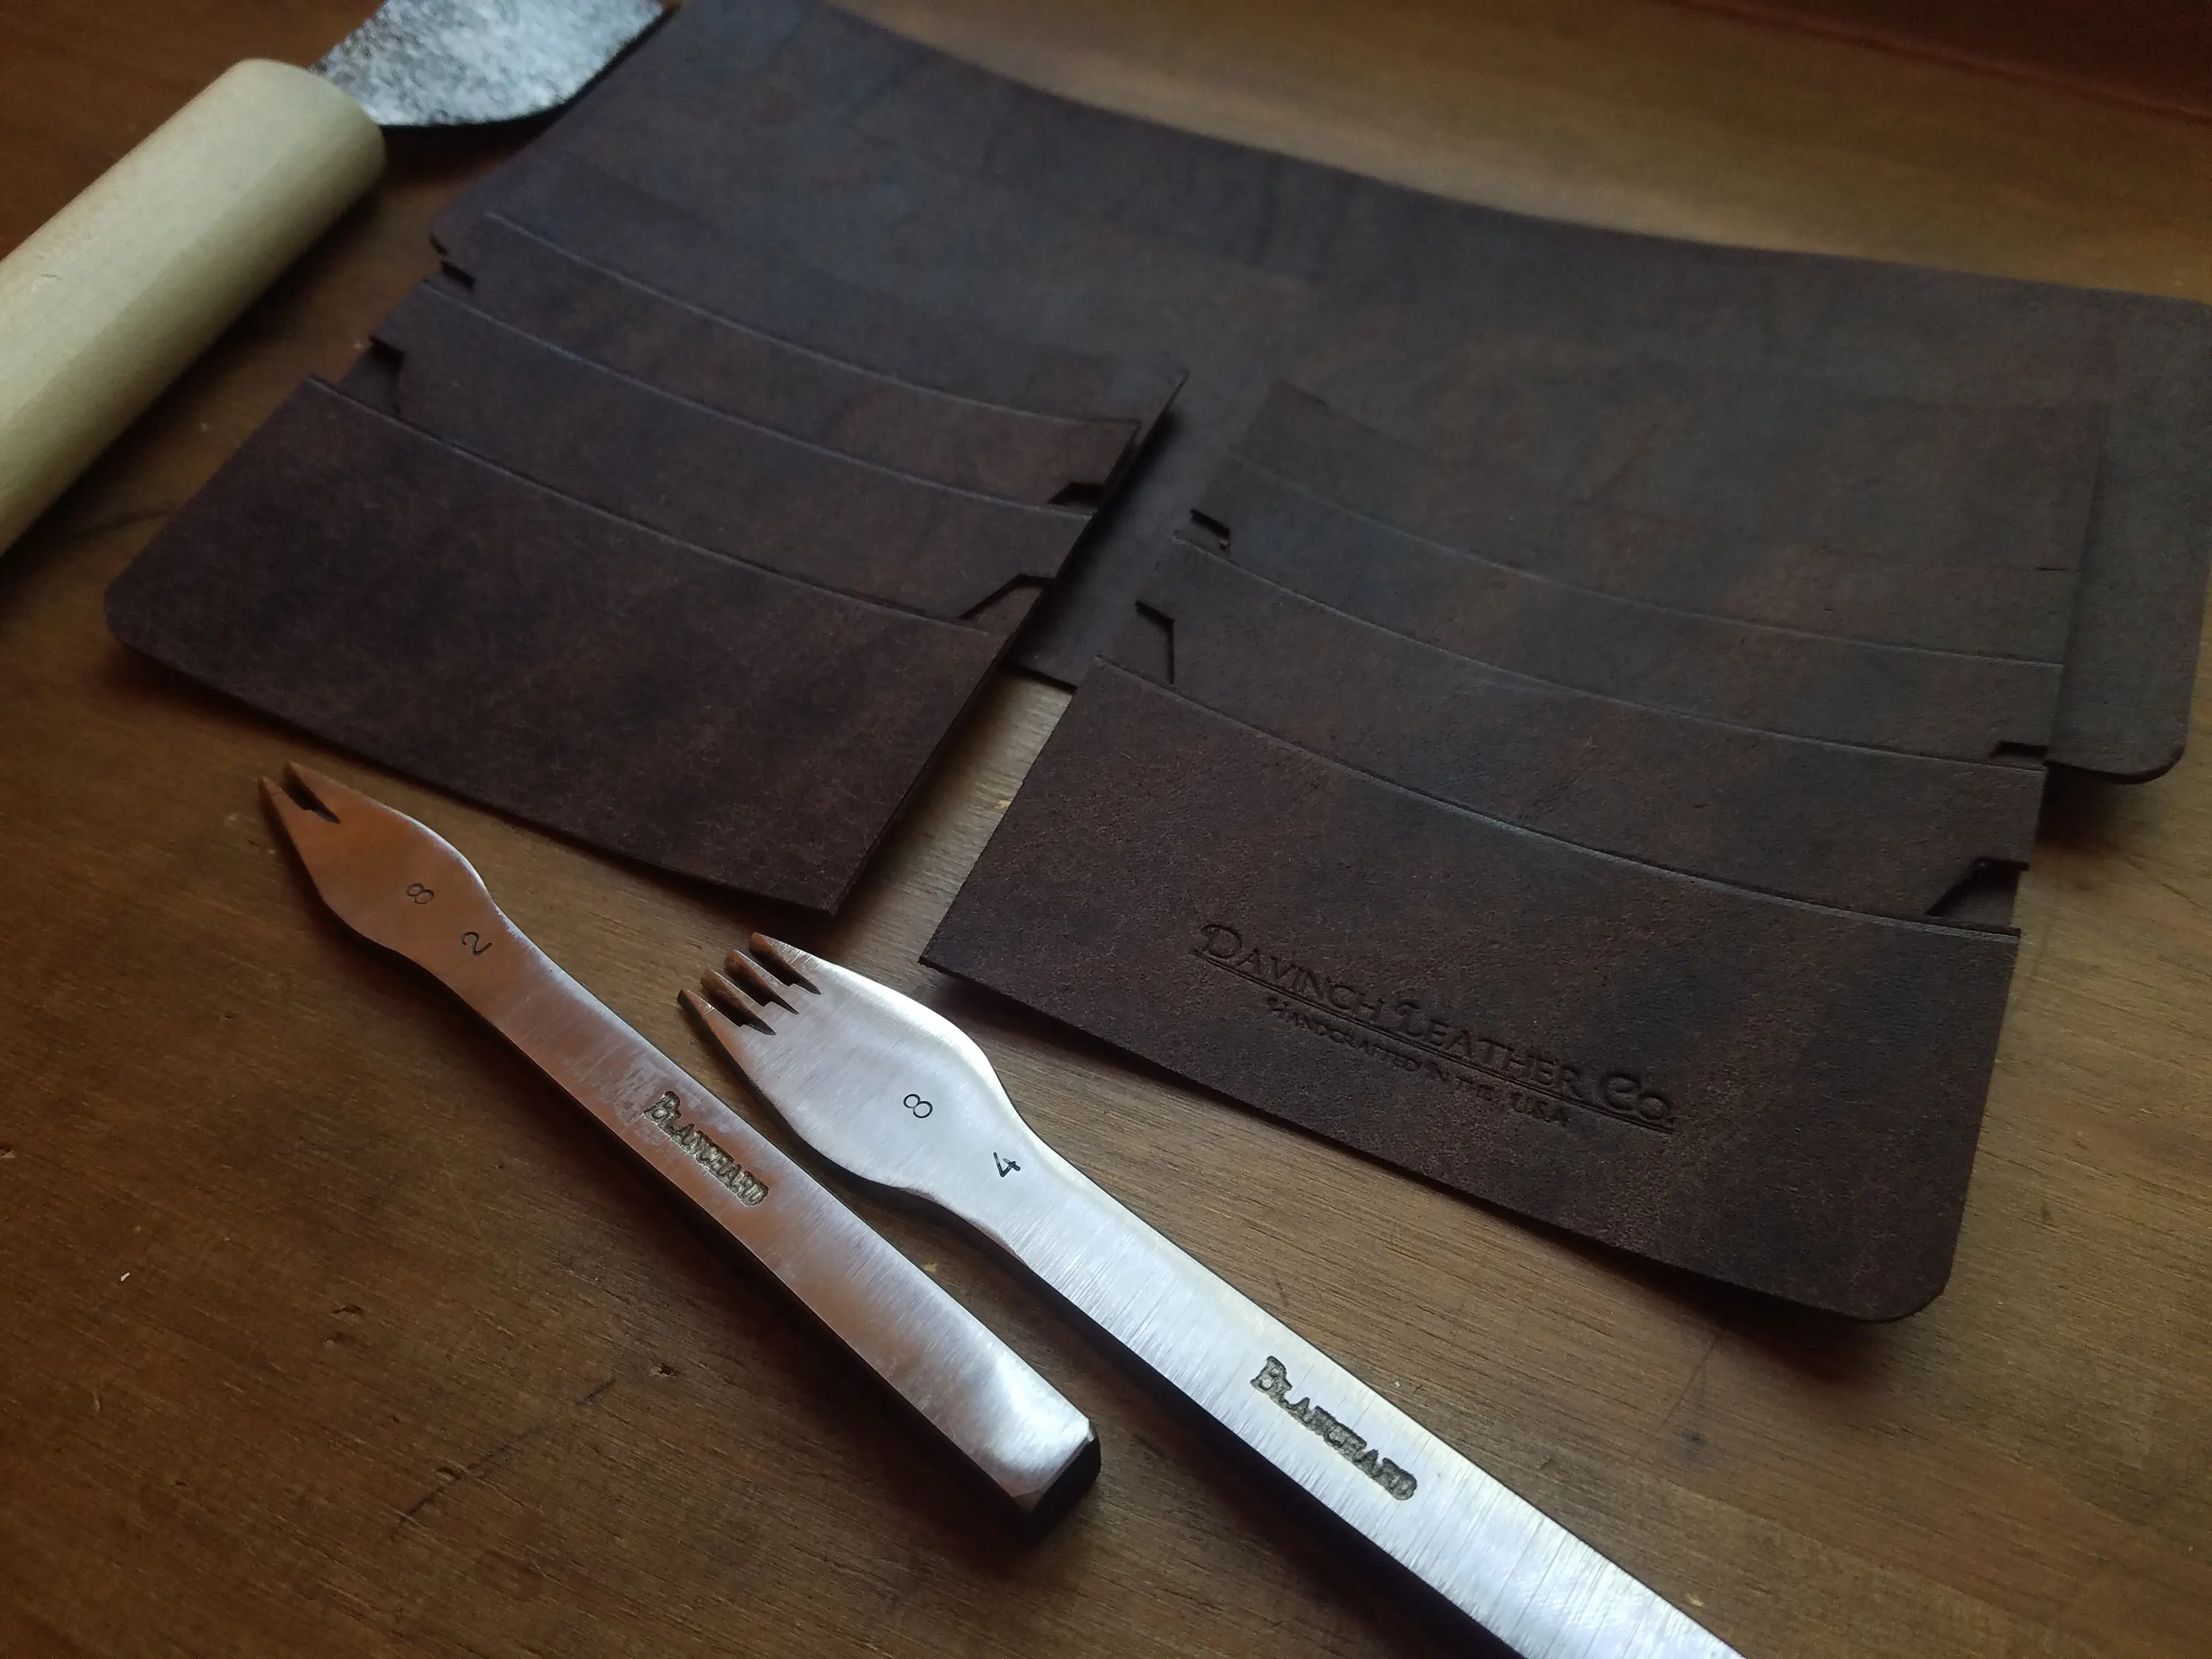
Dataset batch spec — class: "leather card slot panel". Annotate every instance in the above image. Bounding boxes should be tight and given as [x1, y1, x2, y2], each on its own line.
[346, 283, 1092, 628]
[924, 666, 2015, 1320]
[435, 211, 1152, 505]
[104, 381, 1005, 912]
[1233, 384, 2082, 660]
[1121, 541, 2041, 918]
[1195, 461, 2062, 763]
[439, 162, 1182, 440]
[1281, 339, 2104, 578]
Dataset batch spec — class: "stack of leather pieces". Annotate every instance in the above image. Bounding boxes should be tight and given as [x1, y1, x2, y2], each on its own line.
[105, 195, 1180, 912]
[929, 384, 2113, 1317]
[422, 0, 2212, 782]
[105, 0, 2212, 1313]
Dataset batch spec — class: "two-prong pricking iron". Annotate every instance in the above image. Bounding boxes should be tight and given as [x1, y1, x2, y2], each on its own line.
[260, 763, 1097, 1526]
[687, 939, 1744, 1659]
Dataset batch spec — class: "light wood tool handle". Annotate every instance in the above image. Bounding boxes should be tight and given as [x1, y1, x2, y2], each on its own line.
[0, 59, 383, 554]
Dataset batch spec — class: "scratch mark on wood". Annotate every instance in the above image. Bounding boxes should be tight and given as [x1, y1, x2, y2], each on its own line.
[392, 1381, 616, 1535]
[1652, 1326, 1727, 1457]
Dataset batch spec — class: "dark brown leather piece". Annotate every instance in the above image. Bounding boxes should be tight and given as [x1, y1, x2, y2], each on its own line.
[447, 146, 1330, 685]
[459, 0, 2212, 778]
[1289, 301, 2212, 781]
[455, 139, 2091, 753]
[105, 381, 1006, 911]
[340, 283, 1091, 626]
[496, 2, 2093, 547]
[439, 167, 1181, 439]
[1230, 385, 2081, 660]
[1287, 343, 2103, 577]
[1119, 541, 2041, 918]
[843, 14, 2212, 777]
[1190, 460, 2060, 763]
[433, 211, 1152, 505]
[925, 667, 2016, 1320]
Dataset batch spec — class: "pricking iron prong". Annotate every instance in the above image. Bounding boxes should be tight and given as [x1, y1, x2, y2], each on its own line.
[721, 949, 794, 1013]
[260, 763, 342, 842]
[259, 774, 320, 836]
[680, 986, 761, 1053]
[698, 966, 775, 1032]
[747, 932, 818, 993]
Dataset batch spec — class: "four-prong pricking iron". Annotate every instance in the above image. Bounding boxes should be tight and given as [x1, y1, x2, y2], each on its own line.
[687, 937, 1743, 1659]
[260, 763, 1097, 1527]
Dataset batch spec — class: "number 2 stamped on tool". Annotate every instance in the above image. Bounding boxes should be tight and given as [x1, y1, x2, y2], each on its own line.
[402, 880, 494, 958]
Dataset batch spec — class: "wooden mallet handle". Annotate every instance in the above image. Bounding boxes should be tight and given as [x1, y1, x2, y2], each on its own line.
[0, 59, 382, 555]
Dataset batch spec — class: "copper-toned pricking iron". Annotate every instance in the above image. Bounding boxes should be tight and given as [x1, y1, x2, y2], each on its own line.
[687, 938, 1743, 1659]
[260, 762, 1097, 1526]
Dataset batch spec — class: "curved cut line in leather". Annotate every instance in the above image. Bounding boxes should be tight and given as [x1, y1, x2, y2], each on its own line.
[475, 208, 1158, 432]
[1165, 535, 2050, 771]
[388, 284, 1093, 514]
[1085, 664, 2018, 936]
[323, 380, 989, 631]
[1226, 452, 2065, 668]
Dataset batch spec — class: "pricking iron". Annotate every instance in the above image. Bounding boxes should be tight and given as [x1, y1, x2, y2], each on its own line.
[259, 763, 1098, 1527]
[688, 938, 1743, 1658]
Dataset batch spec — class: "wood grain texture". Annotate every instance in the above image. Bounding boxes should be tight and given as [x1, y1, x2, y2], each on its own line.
[3, 1, 2211, 1656]
[1680, 0, 2212, 124]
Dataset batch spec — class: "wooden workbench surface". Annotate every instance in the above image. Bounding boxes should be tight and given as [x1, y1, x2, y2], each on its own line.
[5, 2, 2211, 1654]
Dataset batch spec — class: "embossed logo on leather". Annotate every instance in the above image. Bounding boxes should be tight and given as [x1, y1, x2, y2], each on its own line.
[645, 1091, 769, 1205]
[1252, 1357, 1418, 1499]
[1194, 923, 1678, 1132]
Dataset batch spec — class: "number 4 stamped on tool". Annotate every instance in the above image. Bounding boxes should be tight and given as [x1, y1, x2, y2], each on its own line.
[904, 1088, 1018, 1176]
